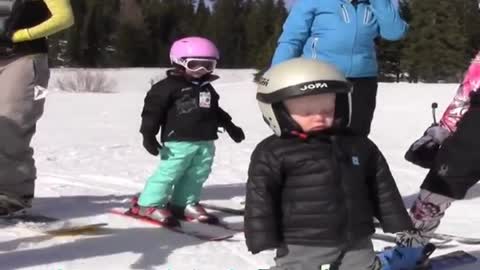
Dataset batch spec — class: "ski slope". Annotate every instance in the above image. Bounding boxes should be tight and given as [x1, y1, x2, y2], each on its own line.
[0, 68, 479, 270]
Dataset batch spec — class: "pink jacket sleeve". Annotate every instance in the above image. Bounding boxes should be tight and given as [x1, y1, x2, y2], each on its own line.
[440, 52, 480, 132]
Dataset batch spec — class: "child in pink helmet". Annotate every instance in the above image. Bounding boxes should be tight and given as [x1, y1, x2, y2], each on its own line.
[131, 36, 245, 226]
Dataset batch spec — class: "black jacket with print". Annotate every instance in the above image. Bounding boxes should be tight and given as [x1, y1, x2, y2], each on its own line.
[244, 131, 414, 254]
[140, 70, 233, 142]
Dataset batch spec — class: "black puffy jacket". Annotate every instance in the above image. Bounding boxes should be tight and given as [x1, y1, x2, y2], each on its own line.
[244, 132, 413, 254]
[140, 70, 233, 143]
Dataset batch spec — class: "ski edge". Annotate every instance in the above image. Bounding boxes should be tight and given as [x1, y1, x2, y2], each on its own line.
[200, 202, 245, 215]
[109, 207, 235, 242]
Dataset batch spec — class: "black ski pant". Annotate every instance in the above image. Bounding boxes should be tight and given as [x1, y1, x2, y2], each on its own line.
[347, 77, 378, 136]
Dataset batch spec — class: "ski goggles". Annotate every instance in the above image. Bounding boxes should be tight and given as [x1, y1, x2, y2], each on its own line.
[181, 58, 217, 73]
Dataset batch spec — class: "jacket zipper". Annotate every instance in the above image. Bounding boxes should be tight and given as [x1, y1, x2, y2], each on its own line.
[331, 136, 351, 243]
[363, 6, 374, 25]
[363, 6, 370, 24]
[340, 4, 350, 23]
[311, 37, 319, 59]
[350, 4, 357, 77]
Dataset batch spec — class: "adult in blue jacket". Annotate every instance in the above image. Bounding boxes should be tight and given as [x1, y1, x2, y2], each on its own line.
[272, 0, 407, 136]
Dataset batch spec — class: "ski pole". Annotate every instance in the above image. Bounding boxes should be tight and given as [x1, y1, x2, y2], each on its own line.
[431, 102, 438, 125]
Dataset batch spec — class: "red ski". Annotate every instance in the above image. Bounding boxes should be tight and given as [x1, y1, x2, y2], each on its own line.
[109, 207, 236, 241]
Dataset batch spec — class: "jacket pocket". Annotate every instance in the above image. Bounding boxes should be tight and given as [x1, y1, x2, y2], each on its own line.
[340, 4, 350, 23]
[363, 6, 375, 25]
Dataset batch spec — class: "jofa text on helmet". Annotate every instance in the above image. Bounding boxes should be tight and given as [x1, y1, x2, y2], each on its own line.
[300, 82, 329, 91]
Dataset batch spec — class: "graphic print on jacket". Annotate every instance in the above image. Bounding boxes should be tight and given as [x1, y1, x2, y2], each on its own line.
[176, 94, 199, 115]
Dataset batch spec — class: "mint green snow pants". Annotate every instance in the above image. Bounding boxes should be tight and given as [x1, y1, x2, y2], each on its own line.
[138, 141, 215, 207]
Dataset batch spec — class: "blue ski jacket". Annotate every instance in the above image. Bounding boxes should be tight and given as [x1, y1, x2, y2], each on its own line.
[272, 0, 408, 78]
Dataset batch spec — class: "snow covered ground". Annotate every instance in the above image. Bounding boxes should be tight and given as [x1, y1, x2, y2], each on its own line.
[0, 68, 479, 270]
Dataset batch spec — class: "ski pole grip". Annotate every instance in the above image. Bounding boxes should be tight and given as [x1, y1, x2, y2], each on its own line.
[431, 102, 438, 124]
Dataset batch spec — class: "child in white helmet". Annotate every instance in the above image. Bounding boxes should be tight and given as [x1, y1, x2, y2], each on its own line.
[245, 58, 428, 270]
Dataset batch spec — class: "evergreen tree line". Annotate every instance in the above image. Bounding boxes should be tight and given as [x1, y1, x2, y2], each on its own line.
[48, 0, 480, 83]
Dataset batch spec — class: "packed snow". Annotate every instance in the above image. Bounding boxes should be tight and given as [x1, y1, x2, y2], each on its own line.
[0, 68, 479, 270]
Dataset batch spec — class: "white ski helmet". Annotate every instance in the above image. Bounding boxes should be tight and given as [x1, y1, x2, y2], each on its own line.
[256, 58, 353, 136]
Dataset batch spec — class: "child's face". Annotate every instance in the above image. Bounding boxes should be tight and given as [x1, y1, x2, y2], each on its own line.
[284, 93, 335, 133]
[185, 68, 211, 79]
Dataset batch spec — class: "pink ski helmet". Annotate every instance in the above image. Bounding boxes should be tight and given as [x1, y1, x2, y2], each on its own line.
[169, 36, 220, 65]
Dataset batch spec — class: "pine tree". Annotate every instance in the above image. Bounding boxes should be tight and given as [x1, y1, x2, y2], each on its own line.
[194, 0, 211, 36]
[452, 0, 480, 61]
[377, 0, 410, 82]
[402, 0, 466, 82]
[61, 0, 86, 67]
[244, 0, 262, 66]
[209, 0, 246, 67]
[47, 31, 67, 67]
[48, 0, 460, 75]
[113, 0, 152, 66]
[256, 0, 288, 68]
[142, 0, 170, 65]
[141, 0, 197, 66]
[59, 0, 120, 67]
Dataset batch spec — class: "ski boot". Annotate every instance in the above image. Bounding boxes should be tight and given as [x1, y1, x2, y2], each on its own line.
[377, 243, 436, 270]
[171, 203, 219, 224]
[129, 196, 179, 227]
[0, 193, 31, 217]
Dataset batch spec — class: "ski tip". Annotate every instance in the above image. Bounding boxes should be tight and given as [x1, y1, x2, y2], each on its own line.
[210, 234, 235, 241]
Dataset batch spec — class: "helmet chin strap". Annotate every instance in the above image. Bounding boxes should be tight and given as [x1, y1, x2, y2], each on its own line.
[272, 102, 304, 136]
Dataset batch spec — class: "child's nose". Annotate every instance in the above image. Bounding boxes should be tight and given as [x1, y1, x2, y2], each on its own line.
[312, 114, 326, 121]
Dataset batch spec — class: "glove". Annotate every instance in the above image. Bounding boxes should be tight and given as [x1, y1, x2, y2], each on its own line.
[377, 246, 426, 270]
[142, 135, 162, 156]
[378, 230, 435, 270]
[0, 18, 13, 44]
[0, 30, 14, 57]
[404, 125, 450, 169]
[0, 31, 11, 43]
[470, 91, 480, 108]
[223, 121, 245, 143]
[0, 29, 12, 48]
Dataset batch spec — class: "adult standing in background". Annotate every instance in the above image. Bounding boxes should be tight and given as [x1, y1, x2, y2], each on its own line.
[0, 0, 74, 215]
[272, 0, 407, 136]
